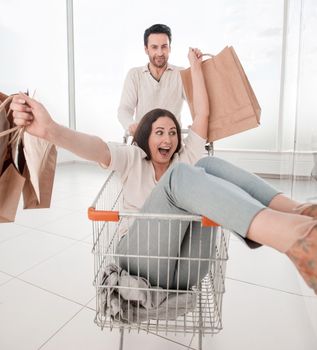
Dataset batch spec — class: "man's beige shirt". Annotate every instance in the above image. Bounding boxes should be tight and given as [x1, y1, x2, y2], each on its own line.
[117, 64, 185, 130]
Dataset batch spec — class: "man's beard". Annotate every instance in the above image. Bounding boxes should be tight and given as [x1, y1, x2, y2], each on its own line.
[150, 55, 167, 68]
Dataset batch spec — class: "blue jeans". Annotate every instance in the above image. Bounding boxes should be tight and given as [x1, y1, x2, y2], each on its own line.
[117, 156, 280, 289]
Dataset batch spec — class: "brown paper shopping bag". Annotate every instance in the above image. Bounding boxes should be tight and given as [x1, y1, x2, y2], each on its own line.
[0, 92, 57, 221]
[180, 46, 261, 142]
[0, 95, 10, 170]
[0, 94, 25, 222]
[0, 163, 26, 222]
[22, 132, 57, 209]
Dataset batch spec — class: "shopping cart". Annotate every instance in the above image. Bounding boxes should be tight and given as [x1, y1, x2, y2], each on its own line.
[88, 170, 230, 350]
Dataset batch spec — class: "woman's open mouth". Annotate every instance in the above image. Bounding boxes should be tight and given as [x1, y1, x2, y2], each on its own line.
[158, 147, 170, 157]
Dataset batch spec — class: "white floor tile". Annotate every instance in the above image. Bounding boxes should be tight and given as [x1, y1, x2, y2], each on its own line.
[54, 163, 107, 191]
[0, 228, 75, 276]
[0, 222, 28, 243]
[82, 234, 93, 244]
[226, 239, 315, 296]
[41, 306, 196, 350]
[50, 183, 81, 201]
[0, 278, 81, 350]
[0, 271, 11, 285]
[204, 279, 317, 350]
[38, 208, 92, 240]
[39, 307, 122, 350]
[86, 296, 96, 310]
[303, 296, 317, 338]
[52, 192, 97, 211]
[20, 241, 95, 305]
[14, 206, 74, 229]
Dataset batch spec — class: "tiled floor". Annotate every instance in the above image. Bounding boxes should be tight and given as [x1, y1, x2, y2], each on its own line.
[0, 162, 317, 350]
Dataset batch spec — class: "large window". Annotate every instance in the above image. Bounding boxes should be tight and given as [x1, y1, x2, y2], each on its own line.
[73, 0, 284, 149]
[0, 0, 68, 126]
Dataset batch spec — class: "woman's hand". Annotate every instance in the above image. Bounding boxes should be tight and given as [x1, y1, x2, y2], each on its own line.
[187, 47, 209, 139]
[10, 93, 55, 140]
[188, 47, 203, 69]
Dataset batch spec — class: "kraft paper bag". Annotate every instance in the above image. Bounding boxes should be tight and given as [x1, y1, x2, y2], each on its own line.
[22, 132, 57, 209]
[0, 92, 57, 221]
[180, 46, 261, 142]
[0, 94, 25, 222]
[0, 94, 16, 171]
[0, 164, 25, 222]
[0, 102, 10, 171]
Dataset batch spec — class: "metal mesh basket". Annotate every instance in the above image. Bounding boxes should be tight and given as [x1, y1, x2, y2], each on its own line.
[88, 171, 229, 347]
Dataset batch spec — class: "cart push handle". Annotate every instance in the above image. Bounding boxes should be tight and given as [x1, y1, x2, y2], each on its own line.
[201, 216, 219, 227]
[88, 207, 219, 227]
[88, 208, 119, 222]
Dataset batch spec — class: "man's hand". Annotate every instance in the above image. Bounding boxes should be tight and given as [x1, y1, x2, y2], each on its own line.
[128, 123, 138, 136]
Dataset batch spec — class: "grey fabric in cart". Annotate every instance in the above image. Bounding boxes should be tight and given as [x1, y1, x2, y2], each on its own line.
[99, 263, 197, 324]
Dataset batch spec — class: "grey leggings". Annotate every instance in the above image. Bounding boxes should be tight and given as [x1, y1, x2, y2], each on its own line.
[117, 156, 280, 290]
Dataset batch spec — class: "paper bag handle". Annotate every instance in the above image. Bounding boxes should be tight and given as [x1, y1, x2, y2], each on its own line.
[0, 95, 22, 141]
[201, 53, 215, 59]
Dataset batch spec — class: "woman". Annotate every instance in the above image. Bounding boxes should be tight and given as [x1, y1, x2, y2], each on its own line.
[11, 49, 317, 294]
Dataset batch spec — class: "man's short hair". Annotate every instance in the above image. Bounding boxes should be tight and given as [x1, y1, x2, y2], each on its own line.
[144, 24, 172, 47]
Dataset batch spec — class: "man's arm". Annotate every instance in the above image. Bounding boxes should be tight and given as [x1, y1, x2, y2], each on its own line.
[117, 69, 138, 132]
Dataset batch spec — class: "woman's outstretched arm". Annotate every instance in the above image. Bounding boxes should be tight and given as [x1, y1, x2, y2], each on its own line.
[187, 47, 209, 139]
[11, 93, 111, 166]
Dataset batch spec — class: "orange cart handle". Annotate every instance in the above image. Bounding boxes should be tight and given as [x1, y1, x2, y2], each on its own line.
[88, 208, 219, 227]
[202, 216, 219, 227]
[88, 207, 119, 222]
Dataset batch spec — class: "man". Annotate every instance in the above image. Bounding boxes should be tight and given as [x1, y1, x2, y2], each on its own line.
[117, 24, 185, 136]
